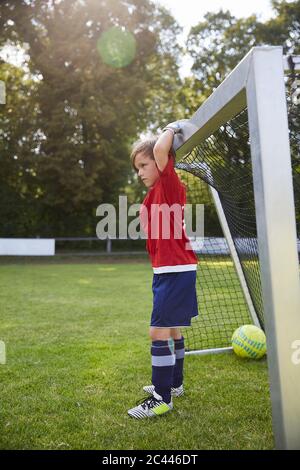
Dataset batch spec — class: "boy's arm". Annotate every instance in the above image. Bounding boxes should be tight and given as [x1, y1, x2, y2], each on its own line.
[153, 128, 175, 172]
[153, 119, 197, 172]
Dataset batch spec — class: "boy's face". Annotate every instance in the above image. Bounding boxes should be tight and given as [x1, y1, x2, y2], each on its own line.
[134, 152, 160, 189]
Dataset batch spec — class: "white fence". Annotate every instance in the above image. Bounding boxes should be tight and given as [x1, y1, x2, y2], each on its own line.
[0, 238, 55, 256]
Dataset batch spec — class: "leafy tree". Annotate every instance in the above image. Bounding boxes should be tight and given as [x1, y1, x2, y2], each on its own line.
[170, 1, 300, 235]
[0, 0, 183, 236]
[186, 0, 300, 96]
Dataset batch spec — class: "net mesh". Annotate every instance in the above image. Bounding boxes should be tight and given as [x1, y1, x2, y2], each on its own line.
[177, 72, 300, 352]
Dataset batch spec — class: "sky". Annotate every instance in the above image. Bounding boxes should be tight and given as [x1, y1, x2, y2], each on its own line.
[153, 0, 276, 33]
[152, 0, 277, 76]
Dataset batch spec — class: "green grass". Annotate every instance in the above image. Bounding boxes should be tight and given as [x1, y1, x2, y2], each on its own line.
[0, 260, 274, 450]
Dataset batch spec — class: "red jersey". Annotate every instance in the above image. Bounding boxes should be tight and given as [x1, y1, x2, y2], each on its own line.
[139, 153, 198, 274]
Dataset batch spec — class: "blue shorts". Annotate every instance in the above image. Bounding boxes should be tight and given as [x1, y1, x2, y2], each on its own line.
[150, 270, 199, 328]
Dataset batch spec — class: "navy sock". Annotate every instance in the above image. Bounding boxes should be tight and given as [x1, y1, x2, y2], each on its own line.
[151, 340, 175, 404]
[172, 336, 185, 388]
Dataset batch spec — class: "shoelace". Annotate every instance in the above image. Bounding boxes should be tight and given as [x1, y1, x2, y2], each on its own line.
[135, 395, 161, 410]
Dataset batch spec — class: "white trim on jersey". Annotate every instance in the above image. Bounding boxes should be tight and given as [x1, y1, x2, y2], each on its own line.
[153, 264, 197, 274]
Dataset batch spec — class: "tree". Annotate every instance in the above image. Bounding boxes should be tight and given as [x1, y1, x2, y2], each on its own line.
[0, 0, 183, 236]
[176, 1, 300, 235]
[186, 1, 300, 96]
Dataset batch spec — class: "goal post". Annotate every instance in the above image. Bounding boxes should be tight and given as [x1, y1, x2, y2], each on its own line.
[246, 48, 300, 451]
[173, 46, 300, 450]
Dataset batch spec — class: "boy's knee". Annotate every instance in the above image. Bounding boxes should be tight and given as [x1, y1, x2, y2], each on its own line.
[170, 328, 182, 340]
[149, 327, 170, 341]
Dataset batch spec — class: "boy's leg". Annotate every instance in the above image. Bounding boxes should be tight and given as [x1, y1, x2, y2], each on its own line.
[150, 327, 175, 404]
[170, 328, 182, 340]
[171, 328, 185, 388]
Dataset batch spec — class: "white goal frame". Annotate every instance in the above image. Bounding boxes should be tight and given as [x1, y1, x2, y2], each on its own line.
[174, 46, 300, 450]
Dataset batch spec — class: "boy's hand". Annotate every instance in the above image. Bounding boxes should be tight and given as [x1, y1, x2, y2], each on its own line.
[162, 119, 198, 152]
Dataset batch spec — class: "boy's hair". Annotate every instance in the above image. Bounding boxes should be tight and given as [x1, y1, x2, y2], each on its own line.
[130, 136, 175, 172]
[130, 136, 157, 172]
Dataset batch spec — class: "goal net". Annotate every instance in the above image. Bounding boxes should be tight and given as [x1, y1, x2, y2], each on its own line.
[175, 50, 300, 356]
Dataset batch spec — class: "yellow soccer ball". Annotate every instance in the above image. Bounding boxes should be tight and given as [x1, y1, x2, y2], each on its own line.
[231, 325, 267, 359]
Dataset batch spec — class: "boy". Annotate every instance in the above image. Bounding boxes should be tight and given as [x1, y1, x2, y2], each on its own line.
[128, 122, 199, 419]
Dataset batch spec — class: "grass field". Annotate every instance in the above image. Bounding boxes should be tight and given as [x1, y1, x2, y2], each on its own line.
[0, 258, 274, 450]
